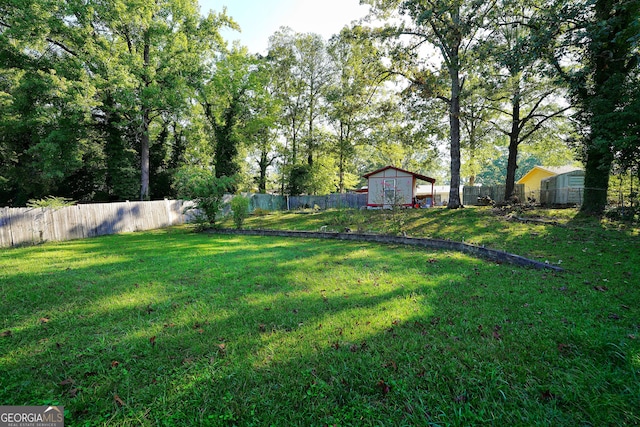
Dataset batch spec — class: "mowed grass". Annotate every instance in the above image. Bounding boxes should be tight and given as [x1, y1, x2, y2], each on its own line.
[1, 208, 639, 426]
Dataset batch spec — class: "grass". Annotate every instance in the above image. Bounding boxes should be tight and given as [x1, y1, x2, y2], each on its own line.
[1, 207, 639, 426]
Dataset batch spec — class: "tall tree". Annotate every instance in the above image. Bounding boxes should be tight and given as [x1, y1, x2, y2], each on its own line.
[365, 0, 496, 208]
[91, 0, 233, 200]
[483, 1, 572, 200]
[541, 0, 639, 214]
[326, 27, 386, 192]
[266, 28, 333, 195]
[200, 47, 257, 181]
[0, 0, 234, 203]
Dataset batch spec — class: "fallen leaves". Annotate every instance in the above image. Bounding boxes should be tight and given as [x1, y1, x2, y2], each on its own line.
[114, 394, 125, 407]
[376, 379, 390, 395]
[59, 378, 78, 398]
[0, 330, 11, 337]
[59, 378, 74, 386]
[150, 336, 156, 347]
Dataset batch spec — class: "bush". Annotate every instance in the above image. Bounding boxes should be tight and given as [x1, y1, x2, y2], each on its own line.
[26, 196, 75, 208]
[230, 195, 250, 229]
[174, 167, 236, 228]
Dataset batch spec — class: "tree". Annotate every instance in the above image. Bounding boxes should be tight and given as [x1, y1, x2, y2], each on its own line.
[200, 46, 256, 181]
[243, 57, 282, 193]
[266, 28, 334, 195]
[481, 0, 572, 200]
[92, 0, 234, 200]
[0, 1, 102, 205]
[541, 0, 639, 214]
[365, 0, 497, 208]
[326, 27, 387, 192]
[0, 0, 234, 203]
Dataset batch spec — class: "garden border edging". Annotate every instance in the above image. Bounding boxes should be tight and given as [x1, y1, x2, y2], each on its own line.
[211, 229, 564, 272]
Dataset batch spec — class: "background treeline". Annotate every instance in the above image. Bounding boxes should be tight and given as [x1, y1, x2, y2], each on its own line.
[0, 0, 638, 214]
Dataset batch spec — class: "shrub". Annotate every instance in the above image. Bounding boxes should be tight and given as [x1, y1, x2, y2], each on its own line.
[174, 167, 236, 228]
[26, 196, 75, 208]
[231, 195, 250, 229]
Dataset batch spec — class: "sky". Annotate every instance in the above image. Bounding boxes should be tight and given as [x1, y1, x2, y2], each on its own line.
[198, 0, 371, 54]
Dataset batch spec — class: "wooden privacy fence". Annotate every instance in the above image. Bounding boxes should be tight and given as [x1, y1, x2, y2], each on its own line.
[1, 193, 368, 248]
[0, 199, 190, 248]
[463, 184, 525, 206]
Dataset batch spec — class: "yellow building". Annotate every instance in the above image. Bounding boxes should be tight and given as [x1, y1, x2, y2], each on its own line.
[517, 166, 582, 201]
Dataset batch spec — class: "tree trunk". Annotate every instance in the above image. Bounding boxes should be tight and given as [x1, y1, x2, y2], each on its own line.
[504, 93, 521, 201]
[447, 62, 463, 209]
[580, 0, 633, 214]
[581, 139, 612, 214]
[140, 33, 151, 201]
[140, 111, 150, 200]
[258, 151, 268, 194]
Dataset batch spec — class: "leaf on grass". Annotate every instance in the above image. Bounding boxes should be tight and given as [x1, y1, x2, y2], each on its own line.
[68, 388, 78, 398]
[1, 330, 12, 337]
[114, 394, 125, 407]
[376, 380, 390, 395]
[331, 341, 340, 350]
[593, 286, 608, 292]
[59, 378, 74, 386]
[384, 360, 397, 371]
[39, 317, 50, 323]
[111, 360, 120, 368]
[217, 343, 226, 356]
[150, 336, 156, 347]
[540, 390, 556, 401]
[492, 325, 502, 340]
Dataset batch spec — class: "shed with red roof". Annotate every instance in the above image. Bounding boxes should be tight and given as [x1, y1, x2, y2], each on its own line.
[363, 166, 436, 208]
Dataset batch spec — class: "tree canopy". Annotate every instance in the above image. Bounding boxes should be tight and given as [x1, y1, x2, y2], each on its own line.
[0, 0, 637, 213]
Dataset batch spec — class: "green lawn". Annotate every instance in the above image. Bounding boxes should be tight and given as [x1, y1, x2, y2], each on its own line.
[1, 207, 639, 426]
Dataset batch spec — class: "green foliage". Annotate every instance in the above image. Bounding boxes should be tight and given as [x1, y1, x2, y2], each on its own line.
[230, 195, 250, 229]
[174, 167, 236, 228]
[25, 196, 76, 208]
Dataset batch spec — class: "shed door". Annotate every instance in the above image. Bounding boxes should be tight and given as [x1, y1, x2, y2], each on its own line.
[383, 179, 396, 206]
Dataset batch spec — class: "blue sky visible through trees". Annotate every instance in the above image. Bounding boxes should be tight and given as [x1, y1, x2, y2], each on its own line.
[199, 0, 370, 54]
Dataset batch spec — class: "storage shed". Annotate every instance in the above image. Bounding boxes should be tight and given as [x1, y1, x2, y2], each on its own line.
[363, 166, 436, 208]
[517, 165, 582, 201]
[540, 170, 585, 205]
